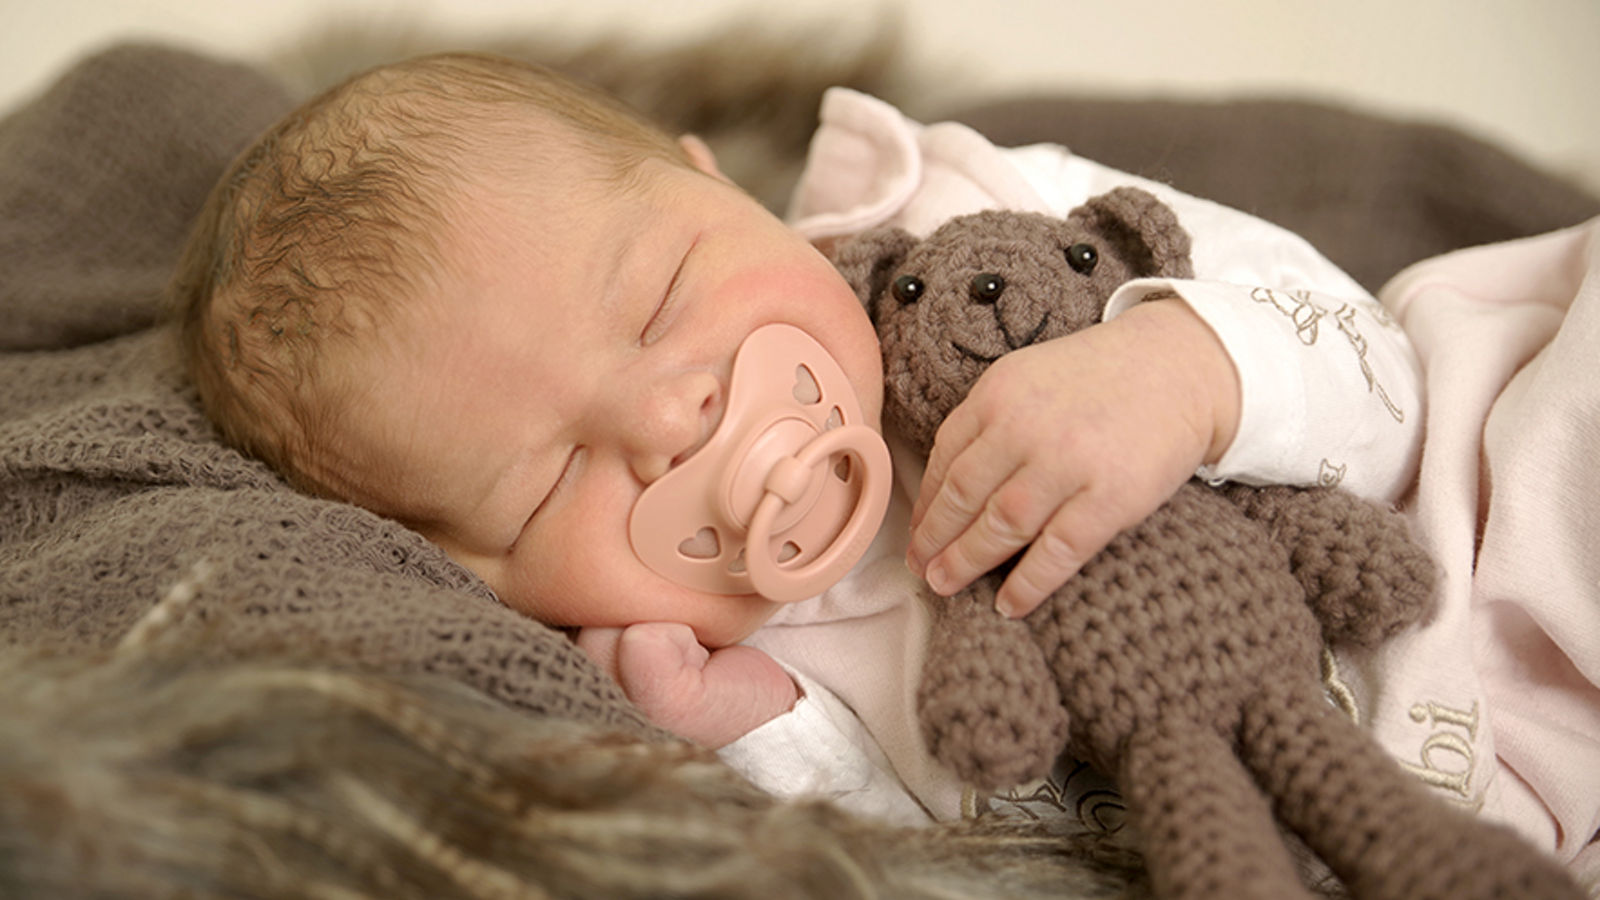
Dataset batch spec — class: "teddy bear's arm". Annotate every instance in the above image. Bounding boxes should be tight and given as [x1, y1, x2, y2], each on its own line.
[1221, 484, 1437, 647]
[916, 577, 1070, 790]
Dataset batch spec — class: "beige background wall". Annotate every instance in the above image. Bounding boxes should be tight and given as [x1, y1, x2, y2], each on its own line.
[3, 0, 1597, 188]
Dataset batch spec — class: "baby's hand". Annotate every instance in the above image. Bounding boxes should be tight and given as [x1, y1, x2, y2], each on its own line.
[575, 623, 798, 749]
[907, 298, 1240, 618]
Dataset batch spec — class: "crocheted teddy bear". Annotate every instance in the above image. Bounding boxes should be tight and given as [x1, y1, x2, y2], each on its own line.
[830, 187, 1581, 900]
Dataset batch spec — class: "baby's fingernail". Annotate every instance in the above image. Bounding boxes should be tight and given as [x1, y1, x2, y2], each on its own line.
[926, 563, 950, 595]
[995, 592, 1024, 619]
[905, 550, 924, 577]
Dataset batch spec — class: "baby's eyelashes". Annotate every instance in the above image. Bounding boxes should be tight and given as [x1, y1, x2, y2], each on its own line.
[520, 446, 585, 537]
[640, 244, 695, 346]
[639, 288, 677, 346]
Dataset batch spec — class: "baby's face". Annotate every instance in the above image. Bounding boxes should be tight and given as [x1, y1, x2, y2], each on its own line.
[345, 145, 883, 647]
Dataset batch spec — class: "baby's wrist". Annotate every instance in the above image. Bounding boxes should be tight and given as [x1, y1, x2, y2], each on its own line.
[1117, 297, 1241, 466]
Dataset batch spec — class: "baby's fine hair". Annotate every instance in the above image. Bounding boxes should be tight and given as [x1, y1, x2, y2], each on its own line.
[171, 52, 688, 496]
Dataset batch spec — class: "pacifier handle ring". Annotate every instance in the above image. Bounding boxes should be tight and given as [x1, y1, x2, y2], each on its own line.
[745, 424, 891, 604]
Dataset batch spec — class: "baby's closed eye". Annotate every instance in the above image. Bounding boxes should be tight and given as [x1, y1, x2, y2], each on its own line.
[514, 446, 585, 547]
[640, 242, 696, 346]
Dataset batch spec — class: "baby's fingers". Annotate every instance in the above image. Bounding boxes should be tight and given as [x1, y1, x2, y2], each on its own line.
[574, 626, 626, 681]
[910, 406, 981, 534]
[907, 435, 1026, 580]
[916, 466, 1076, 599]
[993, 494, 1125, 618]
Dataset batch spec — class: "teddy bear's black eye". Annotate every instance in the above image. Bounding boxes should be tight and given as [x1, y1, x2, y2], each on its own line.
[1065, 243, 1099, 275]
[969, 273, 1005, 303]
[892, 274, 925, 305]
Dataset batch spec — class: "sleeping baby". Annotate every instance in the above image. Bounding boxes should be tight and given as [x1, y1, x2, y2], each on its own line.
[173, 52, 1427, 826]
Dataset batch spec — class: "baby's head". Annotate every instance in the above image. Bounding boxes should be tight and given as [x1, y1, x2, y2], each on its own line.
[174, 52, 691, 497]
[174, 53, 883, 647]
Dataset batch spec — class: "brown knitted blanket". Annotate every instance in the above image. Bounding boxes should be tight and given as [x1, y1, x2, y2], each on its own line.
[3, 40, 1596, 760]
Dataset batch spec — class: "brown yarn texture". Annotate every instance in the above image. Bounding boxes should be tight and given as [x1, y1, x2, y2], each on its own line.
[834, 198, 1583, 900]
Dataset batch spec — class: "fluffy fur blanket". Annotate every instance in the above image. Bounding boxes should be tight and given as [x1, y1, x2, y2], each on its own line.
[1, 36, 1595, 899]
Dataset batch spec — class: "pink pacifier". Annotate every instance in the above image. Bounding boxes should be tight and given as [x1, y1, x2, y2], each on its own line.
[629, 324, 891, 604]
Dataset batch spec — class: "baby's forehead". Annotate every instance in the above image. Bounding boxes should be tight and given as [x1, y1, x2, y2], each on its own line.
[300, 322, 472, 520]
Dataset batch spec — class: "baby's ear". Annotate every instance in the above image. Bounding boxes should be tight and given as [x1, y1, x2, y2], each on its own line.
[1076, 186, 1195, 279]
[828, 226, 918, 313]
[678, 134, 731, 183]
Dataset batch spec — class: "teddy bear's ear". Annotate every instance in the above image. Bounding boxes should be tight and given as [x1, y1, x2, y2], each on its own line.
[1076, 186, 1195, 279]
[828, 226, 919, 314]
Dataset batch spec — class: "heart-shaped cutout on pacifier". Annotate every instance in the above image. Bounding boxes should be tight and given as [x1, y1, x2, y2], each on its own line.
[677, 527, 721, 560]
[793, 364, 821, 404]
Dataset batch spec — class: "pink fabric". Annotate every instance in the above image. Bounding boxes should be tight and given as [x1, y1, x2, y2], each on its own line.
[1344, 220, 1600, 891]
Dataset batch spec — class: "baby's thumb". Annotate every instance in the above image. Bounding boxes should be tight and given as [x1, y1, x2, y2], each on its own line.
[613, 623, 710, 703]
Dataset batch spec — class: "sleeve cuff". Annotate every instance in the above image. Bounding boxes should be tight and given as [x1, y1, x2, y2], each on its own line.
[1105, 277, 1421, 501]
[716, 667, 931, 825]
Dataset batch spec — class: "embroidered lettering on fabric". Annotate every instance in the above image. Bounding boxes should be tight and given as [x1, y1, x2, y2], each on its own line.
[970, 755, 1126, 834]
[1321, 647, 1360, 724]
[1399, 699, 1484, 811]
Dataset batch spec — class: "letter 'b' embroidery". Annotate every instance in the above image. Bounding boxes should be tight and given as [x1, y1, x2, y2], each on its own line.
[1399, 700, 1482, 810]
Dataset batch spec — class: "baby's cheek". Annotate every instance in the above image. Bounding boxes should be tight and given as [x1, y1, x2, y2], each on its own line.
[687, 598, 782, 649]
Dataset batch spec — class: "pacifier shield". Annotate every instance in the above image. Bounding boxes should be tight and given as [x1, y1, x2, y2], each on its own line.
[628, 324, 890, 603]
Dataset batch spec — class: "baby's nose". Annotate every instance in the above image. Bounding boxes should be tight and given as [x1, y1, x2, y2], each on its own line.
[617, 371, 722, 484]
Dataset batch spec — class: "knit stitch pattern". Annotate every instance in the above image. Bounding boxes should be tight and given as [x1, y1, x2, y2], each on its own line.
[834, 200, 1583, 899]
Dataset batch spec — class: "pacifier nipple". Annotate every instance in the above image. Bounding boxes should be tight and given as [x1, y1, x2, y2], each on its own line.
[628, 324, 890, 603]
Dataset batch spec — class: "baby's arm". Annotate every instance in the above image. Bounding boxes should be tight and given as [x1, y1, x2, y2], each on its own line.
[576, 623, 799, 749]
[907, 297, 1238, 618]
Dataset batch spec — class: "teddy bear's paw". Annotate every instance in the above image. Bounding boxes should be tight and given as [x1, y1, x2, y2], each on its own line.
[1290, 498, 1438, 648]
[916, 609, 1070, 790]
[1306, 529, 1438, 648]
[1225, 484, 1438, 647]
[919, 678, 1070, 790]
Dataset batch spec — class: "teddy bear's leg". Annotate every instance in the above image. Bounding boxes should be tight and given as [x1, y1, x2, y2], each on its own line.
[1120, 725, 1316, 900]
[917, 580, 1069, 790]
[1223, 484, 1437, 647]
[1240, 683, 1583, 900]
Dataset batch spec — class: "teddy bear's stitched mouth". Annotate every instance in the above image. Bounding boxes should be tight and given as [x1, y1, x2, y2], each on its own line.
[951, 317, 1049, 364]
[951, 341, 1002, 364]
[1005, 317, 1050, 351]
